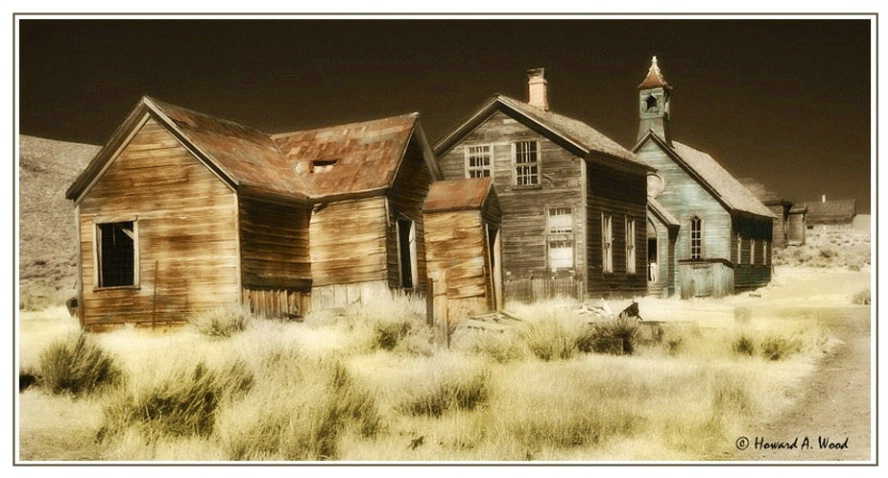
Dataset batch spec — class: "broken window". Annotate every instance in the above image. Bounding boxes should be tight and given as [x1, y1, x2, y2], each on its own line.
[646, 94, 658, 111]
[514, 141, 539, 186]
[466, 145, 492, 178]
[96, 221, 137, 288]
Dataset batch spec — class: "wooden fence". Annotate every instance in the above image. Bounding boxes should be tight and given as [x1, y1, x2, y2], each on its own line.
[504, 276, 585, 303]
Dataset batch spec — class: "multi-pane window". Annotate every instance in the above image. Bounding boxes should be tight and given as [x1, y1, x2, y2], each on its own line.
[736, 233, 742, 264]
[547, 208, 574, 271]
[96, 221, 138, 288]
[465, 145, 492, 178]
[690, 216, 703, 260]
[626, 217, 636, 274]
[750, 238, 756, 265]
[514, 141, 539, 186]
[602, 214, 613, 273]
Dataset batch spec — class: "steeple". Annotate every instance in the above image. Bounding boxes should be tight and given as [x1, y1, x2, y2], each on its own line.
[637, 56, 672, 146]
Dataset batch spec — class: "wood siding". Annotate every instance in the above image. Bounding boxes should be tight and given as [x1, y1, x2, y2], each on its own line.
[309, 196, 388, 288]
[678, 261, 734, 299]
[437, 111, 586, 292]
[239, 197, 312, 318]
[586, 158, 648, 297]
[386, 138, 432, 293]
[77, 118, 239, 328]
[732, 215, 773, 290]
[424, 210, 493, 318]
[787, 212, 806, 245]
[636, 140, 734, 295]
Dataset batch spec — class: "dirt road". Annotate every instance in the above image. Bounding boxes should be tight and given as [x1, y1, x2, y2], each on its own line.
[729, 306, 872, 462]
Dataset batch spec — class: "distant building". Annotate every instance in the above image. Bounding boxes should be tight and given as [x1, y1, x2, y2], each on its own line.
[806, 196, 857, 229]
[632, 57, 776, 298]
[739, 178, 804, 248]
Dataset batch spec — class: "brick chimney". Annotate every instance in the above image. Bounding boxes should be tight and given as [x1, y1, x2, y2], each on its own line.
[527, 68, 549, 110]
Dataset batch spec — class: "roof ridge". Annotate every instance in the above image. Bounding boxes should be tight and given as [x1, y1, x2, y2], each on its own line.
[271, 111, 419, 139]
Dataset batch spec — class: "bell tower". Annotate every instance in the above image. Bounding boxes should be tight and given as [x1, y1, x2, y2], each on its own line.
[637, 56, 672, 146]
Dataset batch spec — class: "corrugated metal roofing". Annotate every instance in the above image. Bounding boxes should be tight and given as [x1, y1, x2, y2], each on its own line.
[272, 113, 419, 198]
[147, 97, 311, 198]
[671, 141, 776, 218]
[423, 177, 494, 212]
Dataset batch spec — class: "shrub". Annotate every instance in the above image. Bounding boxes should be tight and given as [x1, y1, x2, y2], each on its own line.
[464, 330, 529, 363]
[39, 334, 123, 397]
[520, 319, 579, 361]
[100, 360, 253, 440]
[219, 358, 380, 461]
[852, 288, 871, 305]
[577, 318, 639, 355]
[399, 368, 490, 418]
[188, 307, 252, 338]
[373, 320, 412, 351]
[760, 336, 802, 361]
[732, 335, 755, 356]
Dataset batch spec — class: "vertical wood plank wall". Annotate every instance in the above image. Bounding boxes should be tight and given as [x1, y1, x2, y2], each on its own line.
[386, 138, 432, 293]
[77, 118, 240, 328]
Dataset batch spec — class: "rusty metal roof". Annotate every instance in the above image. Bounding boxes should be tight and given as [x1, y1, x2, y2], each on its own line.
[272, 113, 420, 199]
[638, 56, 671, 90]
[146, 97, 311, 199]
[423, 177, 494, 212]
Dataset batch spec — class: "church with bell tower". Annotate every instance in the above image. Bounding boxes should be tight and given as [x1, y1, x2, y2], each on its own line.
[632, 57, 775, 298]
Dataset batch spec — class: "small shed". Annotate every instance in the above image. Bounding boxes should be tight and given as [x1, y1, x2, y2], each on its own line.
[806, 197, 857, 229]
[423, 177, 502, 322]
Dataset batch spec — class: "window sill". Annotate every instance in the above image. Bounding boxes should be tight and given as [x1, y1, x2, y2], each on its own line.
[512, 184, 542, 191]
[94, 285, 141, 292]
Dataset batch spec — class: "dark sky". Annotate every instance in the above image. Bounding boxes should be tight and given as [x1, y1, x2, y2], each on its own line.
[17, 17, 873, 213]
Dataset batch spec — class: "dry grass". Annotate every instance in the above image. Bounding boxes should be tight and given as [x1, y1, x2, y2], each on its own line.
[775, 228, 871, 270]
[18, 288, 838, 462]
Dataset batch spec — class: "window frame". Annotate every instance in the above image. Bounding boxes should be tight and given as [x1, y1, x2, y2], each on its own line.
[93, 218, 140, 290]
[736, 233, 742, 265]
[750, 238, 757, 266]
[689, 215, 704, 260]
[512, 140, 540, 187]
[626, 217, 636, 274]
[464, 144, 493, 179]
[602, 213, 613, 273]
[396, 217, 419, 290]
[764, 239, 770, 266]
[547, 207, 575, 272]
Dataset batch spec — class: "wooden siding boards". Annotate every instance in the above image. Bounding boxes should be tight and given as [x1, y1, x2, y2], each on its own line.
[77, 120, 241, 328]
[635, 137, 772, 297]
[437, 111, 586, 289]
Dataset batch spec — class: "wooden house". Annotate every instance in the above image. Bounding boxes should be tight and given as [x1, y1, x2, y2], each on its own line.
[273, 114, 442, 309]
[806, 196, 857, 229]
[66, 97, 313, 329]
[423, 177, 503, 320]
[633, 57, 776, 298]
[739, 178, 799, 249]
[434, 69, 653, 301]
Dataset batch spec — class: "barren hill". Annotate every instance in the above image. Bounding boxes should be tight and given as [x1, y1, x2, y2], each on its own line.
[19, 135, 101, 305]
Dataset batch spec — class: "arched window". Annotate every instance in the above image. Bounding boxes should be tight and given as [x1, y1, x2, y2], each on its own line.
[690, 216, 703, 260]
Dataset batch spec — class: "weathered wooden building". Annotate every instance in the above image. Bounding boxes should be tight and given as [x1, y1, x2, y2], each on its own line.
[806, 196, 857, 229]
[434, 69, 653, 301]
[66, 97, 313, 329]
[273, 114, 441, 309]
[633, 58, 775, 298]
[739, 177, 802, 249]
[423, 177, 503, 319]
[787, 204, 807, 245]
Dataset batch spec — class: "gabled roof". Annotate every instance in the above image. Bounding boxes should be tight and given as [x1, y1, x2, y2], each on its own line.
[635, 132, 775, 219]
[423, 177, 495, 213]
[648, 197, 680, 228]
[807, 199, 856, 220]
[66, 96, 310, 203]
[738, 177, 792, 207]
[434, 95, 647, 170]
[273, 113, 441, 200]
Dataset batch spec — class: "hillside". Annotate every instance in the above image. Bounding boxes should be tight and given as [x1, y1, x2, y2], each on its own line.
[19, 135, 101, 307]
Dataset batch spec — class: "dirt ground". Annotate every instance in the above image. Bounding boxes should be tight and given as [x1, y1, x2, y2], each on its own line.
[723, 266, 873, 462]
